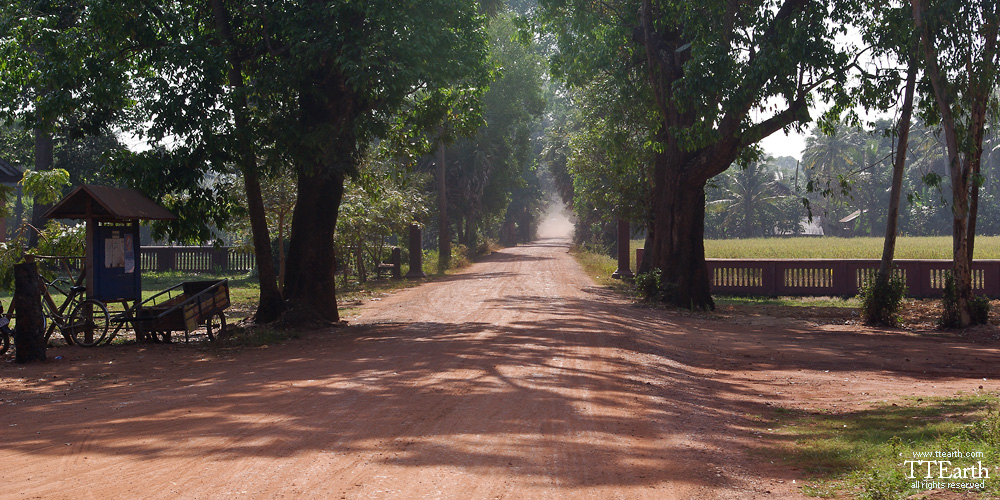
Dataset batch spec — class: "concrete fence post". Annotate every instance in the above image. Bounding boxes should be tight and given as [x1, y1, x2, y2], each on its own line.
[405, 223, 426, 279]
[611, 219, 634, 279]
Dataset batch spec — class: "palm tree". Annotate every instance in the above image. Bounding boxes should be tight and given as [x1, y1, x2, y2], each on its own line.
[708, 160, 797, 238]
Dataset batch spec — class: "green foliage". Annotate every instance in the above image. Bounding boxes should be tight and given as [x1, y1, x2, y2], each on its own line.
[538, 0, 856, 310]
[706, 158, 803, 238]
[634, 268, 663, 302]
[970, 295, 991, 325]
[940, 271, 990, 327]
[20, 168, 70, 205]
[336, 155, 429, 283]
[942, 272, 973, 327]
[107, 149, 243, 244]
[0, 120, 31, 167]
[858, 271, 908, 326]
[0, 219, 83, 291]
[859, 469, 907, 500]
[439, 13, 547, 249]
[0, 0, 133, 145]
[211, 325, 301, 348]
[796, 118, 993, 238]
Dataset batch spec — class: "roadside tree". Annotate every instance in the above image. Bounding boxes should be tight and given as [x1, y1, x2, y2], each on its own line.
[539, 0, 856, 310]
[911, 0, 999, 326]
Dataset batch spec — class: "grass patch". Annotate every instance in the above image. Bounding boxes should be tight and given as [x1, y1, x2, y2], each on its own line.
[774, 395, 1000, 499]
[142, 271, 259, 305]
[572, 246, 634, 294]
[701, 236, 1000, 260]
[626, 236, 1000, 260]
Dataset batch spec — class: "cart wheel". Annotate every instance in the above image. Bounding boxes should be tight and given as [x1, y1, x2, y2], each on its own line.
[206, 312, 226, 341]
[68, 299, 111, 347]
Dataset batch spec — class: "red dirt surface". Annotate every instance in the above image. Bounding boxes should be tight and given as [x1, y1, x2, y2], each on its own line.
[2, 226, 999, 499]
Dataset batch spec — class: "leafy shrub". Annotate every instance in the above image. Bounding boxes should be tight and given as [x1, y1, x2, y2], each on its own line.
[970, 294, 991, 325]
[634, 268, 663, 301]
[940, 271, 991, 327]
[858, 271, 907, 326]
[451, 244, 472, 269]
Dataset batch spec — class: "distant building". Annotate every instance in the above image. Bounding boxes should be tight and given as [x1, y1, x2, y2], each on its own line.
[800, 216, 824, 236]
[838, 209, 867, 237]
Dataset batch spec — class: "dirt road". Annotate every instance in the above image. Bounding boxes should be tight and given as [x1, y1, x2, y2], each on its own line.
[3, 219, 999, 499]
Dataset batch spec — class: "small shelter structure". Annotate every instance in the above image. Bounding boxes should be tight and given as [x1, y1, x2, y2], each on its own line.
[43, 185, 176, 302]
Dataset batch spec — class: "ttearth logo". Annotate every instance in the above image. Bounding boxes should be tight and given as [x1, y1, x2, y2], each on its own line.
[904, 451, 992, 490]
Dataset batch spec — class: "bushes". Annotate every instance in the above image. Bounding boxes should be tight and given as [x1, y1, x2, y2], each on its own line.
[860, 269, 993, 328]
[940, 272, 991, 327]
[634, 268, 663, 301]
[858, 271, 908, 326]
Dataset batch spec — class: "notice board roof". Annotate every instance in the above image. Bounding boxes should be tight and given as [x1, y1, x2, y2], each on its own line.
[44, 185, 177, 221]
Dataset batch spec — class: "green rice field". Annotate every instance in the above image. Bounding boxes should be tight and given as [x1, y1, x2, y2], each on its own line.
[629, 236, 1000, 260]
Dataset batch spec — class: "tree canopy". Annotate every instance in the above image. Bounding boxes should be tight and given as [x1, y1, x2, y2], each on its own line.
[538, 0, 857, 309]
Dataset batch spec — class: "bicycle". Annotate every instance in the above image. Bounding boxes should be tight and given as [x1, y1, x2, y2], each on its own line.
[41, 277, 111, 347]
[0, 302, 12, 355]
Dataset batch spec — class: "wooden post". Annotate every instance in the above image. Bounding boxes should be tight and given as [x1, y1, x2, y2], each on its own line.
[211, 245, 227, 272]
[14, 260, 45, 363]
[611, 219, 634, 279]
[85, 199, 94, 300]
[391, 247, 402, 280]
[405, 223, 426, 279]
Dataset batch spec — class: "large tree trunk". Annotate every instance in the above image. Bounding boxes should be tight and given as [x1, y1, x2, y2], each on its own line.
[282, 169, 346, 323]
[210, 0, 285, 323]
[13, 262, 45, 363]
[29, 127, 53, 247]
[878, 56, 917, 283]
[243, 173, 285, 323]
[951, 173, 973, 325]
[277, 211, 286, 291]
[437, 141, 451, 272]
[648, 153, 715, 310]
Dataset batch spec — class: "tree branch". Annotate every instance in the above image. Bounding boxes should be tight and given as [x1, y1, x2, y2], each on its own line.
[737, 96, 810, 149]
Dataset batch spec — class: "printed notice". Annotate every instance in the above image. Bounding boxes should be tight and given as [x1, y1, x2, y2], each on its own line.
[124, 234, 135, 274]
[105, 236, 125, 268]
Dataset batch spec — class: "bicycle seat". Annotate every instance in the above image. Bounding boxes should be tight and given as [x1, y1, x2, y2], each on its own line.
[70, 285, 86, 294]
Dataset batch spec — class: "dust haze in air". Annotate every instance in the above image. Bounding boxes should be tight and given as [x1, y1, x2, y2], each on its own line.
[536, 195, 575, 241]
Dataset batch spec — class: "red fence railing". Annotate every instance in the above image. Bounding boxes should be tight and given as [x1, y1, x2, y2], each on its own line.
[706, 259, 998, 298]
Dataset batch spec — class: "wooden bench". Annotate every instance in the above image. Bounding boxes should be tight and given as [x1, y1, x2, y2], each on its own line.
[375, 247, 402, 279]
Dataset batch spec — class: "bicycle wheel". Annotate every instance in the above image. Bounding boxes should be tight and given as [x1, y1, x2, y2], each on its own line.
[205, 312, 226, 341]
[67, 300, 110, 347]
[0, 325, 9, 355]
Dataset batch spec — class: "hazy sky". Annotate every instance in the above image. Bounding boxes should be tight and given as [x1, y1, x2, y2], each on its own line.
[761, 129, 807, 160]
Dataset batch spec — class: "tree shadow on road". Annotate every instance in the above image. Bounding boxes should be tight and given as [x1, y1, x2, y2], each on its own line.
[4, 272, 997, 494]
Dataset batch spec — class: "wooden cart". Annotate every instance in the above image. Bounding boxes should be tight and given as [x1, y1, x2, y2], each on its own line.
[133, 280, 229, 342]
